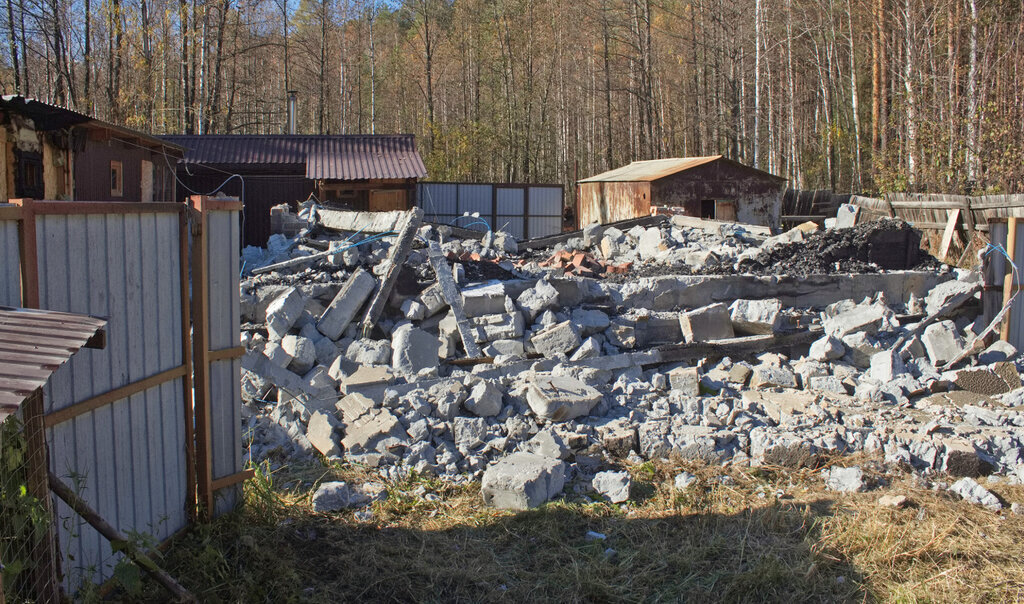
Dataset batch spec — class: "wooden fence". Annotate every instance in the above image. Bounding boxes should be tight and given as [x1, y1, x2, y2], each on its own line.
[848, 193, 1024, 233]
[0, 196, 245, 597]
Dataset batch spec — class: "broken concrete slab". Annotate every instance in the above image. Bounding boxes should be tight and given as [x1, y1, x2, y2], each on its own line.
[526, 375, 604, 422]
[339, 365, 395, 400]
[461, 282, 508, 317]
[949, 477, 1002, 510]
[281, 334, 317, 375]
[667, 366, 700, 396]
[954, 363, 1022, 395]
[336, 392, 376, 424]
[481, 453, 566, 510]
[822, 300, 895, 338]
[826, 466, 865, 493]
[307, 411, 342, 458]
[809, 335, 845, 361]
[312, 481, 375, 512]
[679, 303, 735, 343]
[317, 268, 377, 340]
[464, 380, 504, 417]
[341, 407, 408, 455]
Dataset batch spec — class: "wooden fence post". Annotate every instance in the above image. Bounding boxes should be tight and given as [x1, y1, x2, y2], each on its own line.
[1001, 217, 1018, 342]
[23, 389, 61, 603]
[189, 196, 214, 520]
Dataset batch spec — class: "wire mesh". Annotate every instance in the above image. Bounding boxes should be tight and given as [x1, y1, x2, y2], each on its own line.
[1, 397, 61, 603]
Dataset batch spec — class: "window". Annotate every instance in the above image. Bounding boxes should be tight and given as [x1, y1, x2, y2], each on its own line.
[14, 150, 44, 198]
[110, 160, 123, 197]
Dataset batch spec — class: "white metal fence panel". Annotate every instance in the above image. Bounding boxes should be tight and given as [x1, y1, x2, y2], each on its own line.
[0, 213, 20, 306]
[205, 208, 243, 516]
[418, 183, 563, 239]
[35, 210, 188, 595]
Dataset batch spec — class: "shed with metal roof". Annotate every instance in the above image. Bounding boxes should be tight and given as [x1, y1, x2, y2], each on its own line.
[162, 134, 427, 246]
[576, 155, 787, 230]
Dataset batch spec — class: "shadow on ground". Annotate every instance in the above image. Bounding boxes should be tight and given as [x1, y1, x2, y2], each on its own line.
[145, 494, 866, 603]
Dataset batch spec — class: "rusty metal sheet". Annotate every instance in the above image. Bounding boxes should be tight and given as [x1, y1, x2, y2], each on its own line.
[0, 306, 106, 420]
[162, 134, 428, 180]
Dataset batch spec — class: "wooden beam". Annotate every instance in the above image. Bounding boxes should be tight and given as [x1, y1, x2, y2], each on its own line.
[1001, 216, 1019, 342]
[190, 196, 215, 520]
[178, 204, 198, 523]
[13, 199, 38, 308]
[48, 472, 197, 603]
[0, 205, 22, 220]
[938, 208, 962, 262]
[27, 201, 184, 215]
[210, 468, 255, 492]
[208, 346, 245, 362]
[43, 365, 188, 427]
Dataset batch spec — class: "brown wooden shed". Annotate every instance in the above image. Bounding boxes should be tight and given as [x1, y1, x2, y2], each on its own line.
[576, 155, 787, 231]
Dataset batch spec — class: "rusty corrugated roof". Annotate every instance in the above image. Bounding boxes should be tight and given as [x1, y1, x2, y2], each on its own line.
[578, 155, 786, 183]
[161, 134, 428, 180]
[0, 306, 107, 420]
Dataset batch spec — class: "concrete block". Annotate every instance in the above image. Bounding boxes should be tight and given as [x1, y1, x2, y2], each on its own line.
[592, 470, 631, 503]
[841, 332, 885, 368]
[312, 481, 372, 512]
[307, 411, 342, 458]
[454, 416, 489, 453]
[517, 279, 560, 321]
[825, 466, 864, 493]
[317, 268, 377, 340]
[679, 303, 734, 343]
[346, 339, 392, 365]
[869, 350, 907, 383]
[524, 429, 570, 459]
[264, 341, 293, 368]
[400, 298, 427, 321]
[809, 335, 845, 361]
[749, 365, 798, 390]
[462, 282, 507, 318]
[483, 339, 526, 358]
[266, 287, 306, 339]
[571, 308, 611, 337]
[949, 477, 1001, 510]
[569, 336, 602, 360]
[925, 276, 980, 317]
[822, 301, 894, 338]
[531, 321, 582, 357]
[807, 375, 849, 395]
[605, 320, 637, 349]
[281, 334, 317, 375]
[526, 374, 603, 421]
[834, 203, 860, 228]
[728, 364, 753, 386]
[418, 283, 449, 317]
[328, 354, 359, 382]
[979, 340, 1017, 364]
[668, 366, 700, 396]
[464, 380, 504, 417]
[341, 407, 408, 455]
[921, 320, 964, 366]
[391, 324, 440, 374]
[637, 227, 665, 260]
[729, 299, 782, 335]
[481, 453, 566, 510]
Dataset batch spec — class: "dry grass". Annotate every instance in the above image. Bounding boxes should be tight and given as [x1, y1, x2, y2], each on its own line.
[130, 456, 1024, 603]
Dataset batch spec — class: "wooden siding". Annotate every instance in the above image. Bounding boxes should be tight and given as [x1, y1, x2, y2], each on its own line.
[31, 209, 187, 594]
[73, 140, 176, 202]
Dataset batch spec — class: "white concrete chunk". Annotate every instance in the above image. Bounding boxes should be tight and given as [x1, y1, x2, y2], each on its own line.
[317, 268, 377, 340]
[481, 453, 566, 510]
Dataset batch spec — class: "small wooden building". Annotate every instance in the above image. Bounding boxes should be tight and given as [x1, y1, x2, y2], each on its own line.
[576, 155, 787, 230]
[162, 134, 427, 246]
[0, 95, 182, 202]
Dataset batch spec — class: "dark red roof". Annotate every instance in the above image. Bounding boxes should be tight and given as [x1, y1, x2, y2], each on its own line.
[161, 134, 427, 181]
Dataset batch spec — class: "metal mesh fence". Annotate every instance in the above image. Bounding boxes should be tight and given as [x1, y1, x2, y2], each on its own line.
[1, 395, 61, 603]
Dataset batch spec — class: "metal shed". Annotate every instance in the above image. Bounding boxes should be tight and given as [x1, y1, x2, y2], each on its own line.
[576, 155, 787, 231]
[162, 134, 427, 246]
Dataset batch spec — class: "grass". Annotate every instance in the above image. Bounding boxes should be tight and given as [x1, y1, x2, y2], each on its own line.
[128, 456, 1024, 603]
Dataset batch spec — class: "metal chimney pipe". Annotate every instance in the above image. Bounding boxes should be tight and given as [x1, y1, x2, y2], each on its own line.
[287, 91, 298, 135]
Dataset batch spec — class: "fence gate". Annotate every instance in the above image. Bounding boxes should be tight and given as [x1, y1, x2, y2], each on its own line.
[0, 196, 244, 599]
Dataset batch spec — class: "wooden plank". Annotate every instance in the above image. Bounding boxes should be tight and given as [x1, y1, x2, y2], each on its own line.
[358, 207, 423, 337]
[427, 240, 483, 358]
[28, 201, 183, 215]
[190, 196, 215, 519]
[208, 345, 245, 362]
[938, 208, 962, 261]
[41, 364, 187, 427]
[191, 197, 242, 212]
[1001, 216, 1018, 342]
[210, 468, 255, 492]
[0, 205, 22, 220]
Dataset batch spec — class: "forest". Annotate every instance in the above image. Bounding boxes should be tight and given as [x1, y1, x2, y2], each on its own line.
[1, 0, 1022, 195]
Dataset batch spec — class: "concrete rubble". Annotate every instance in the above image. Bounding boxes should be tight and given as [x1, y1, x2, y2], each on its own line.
[237, 205, 1024, 511]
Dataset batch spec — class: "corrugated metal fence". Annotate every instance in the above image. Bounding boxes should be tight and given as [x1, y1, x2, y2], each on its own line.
[418, 182, 564, 240]
[0, 197, 244, 597]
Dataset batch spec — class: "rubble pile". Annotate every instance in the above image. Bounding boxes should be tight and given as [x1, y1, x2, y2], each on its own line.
[237, 205, 1024, 511]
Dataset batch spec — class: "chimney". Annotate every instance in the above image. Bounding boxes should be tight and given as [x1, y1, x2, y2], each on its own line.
[287, 90, 298, 135]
